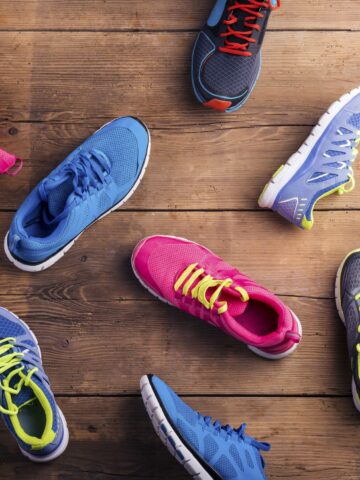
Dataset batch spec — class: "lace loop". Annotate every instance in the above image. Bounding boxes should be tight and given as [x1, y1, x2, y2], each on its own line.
[40, 149, 111, 225]
[219, 0, 280, 56]
[174, 263, 249, 314]
[201, 416, 271, 451]
[0, 338, 38, 416]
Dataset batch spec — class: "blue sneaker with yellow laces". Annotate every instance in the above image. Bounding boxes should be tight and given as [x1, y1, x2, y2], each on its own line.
[141, 374, 270, 480]
[5, 116, 150, 271]
[0, 307, 69, 462]
[259, 87, 360, 230]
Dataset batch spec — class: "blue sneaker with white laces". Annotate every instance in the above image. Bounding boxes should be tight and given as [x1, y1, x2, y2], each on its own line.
[259, 87, 360, 230]
[141, 375, 270, 480]
[5, 116, 150, 272]
[0, 307, 69, 462]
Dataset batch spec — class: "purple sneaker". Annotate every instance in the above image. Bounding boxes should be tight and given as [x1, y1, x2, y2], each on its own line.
[259, 87, 360, 230]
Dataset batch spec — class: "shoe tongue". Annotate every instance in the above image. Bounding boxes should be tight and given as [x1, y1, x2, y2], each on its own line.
[195, 280, 248, 316]
[9, 376, 35, 409]
[220, 285, 248, 317]
[44, 176, 75, 219]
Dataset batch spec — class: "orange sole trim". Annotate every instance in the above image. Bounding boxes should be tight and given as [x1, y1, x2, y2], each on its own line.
[203, 99, 232, 112]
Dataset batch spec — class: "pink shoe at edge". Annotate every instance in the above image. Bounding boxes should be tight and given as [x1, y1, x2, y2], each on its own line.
[0, 148, 23, 176]
[131, 235, 302, 360]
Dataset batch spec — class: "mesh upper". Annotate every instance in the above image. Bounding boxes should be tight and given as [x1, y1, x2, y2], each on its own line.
[348, 113, 360, 129]
[193, 32, 215, 77]
[0, 316, 26, 338]
[214, 455, 237, 478]
[341, 253, 360, 353]
[81, 127, 138, 187]
[156, 376, 268, 480]
[201, 52, 259, 98]
[45, 126, 138, 217]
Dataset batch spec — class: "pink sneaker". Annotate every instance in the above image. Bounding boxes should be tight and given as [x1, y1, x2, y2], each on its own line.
[0, 148, 23, 176]
[132, 235, 302, 359]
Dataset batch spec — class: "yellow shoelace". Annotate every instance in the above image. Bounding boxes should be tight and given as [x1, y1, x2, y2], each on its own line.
[0, 338, 38, 415]
[174, 263, 249, 314]
[338, 131, 360, 195]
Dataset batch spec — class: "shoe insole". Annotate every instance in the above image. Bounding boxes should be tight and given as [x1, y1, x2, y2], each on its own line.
[18, 399, 46, 438]
[234, 300, 278, 336]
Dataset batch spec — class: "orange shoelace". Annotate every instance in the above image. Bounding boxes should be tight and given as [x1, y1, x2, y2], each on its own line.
[219, 0, 280, 56]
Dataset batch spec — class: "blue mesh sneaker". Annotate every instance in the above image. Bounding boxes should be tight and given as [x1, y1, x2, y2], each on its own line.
[5, 116, 151, 272]
[0, 307, 69, 462]
[141, 375, 270, 479]
[191, 0, 280, 113]
[259, 87, 360, 230]
[335, 249, 360, 413]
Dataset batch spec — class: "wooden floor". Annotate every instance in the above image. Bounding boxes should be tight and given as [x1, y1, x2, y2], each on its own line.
[1, 1, 360, 478]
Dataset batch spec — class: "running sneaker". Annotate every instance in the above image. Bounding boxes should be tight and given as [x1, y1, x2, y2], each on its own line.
[141, 374, 271, 480]
[191, 0, 280, 113]
[4, 117, 150, 272]
[0, 307, 69, 462]
[132, 235, 302, 359]
[335, 249, 360, 412]
[0, 148, 23, 176]
[259, 87, 360, 230]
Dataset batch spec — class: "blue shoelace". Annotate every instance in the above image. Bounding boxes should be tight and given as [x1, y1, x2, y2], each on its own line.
[39, 149, 111, 225]
[201, 415, 271, 451]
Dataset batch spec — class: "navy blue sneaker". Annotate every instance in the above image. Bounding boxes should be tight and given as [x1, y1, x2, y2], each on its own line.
[141, 375, 270, 480]
[5, 116, 151, 272]
[336, 249, 360, 413]
[259, 87, 360, 229]
[191, 0, 280, 113]
[0, 307, 69, 462]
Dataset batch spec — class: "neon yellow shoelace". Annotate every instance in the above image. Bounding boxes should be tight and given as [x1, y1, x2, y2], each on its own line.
[174, 263, 249, 314]
[338, 131, 360, 195]
[0, 338, 38, 415]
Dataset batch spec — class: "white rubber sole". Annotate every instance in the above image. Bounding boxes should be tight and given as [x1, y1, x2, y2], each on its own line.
[132, 235, 302, 360]
[4, 123, 151, 273]
[335, 248, 360, 412]
[19, 408, 70, 463]
[140, 375, 215, 480]
[259, 86, 360, 209]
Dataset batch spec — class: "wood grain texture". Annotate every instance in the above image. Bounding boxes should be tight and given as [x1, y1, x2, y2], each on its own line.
[0, 1, 357, 478]
[1, 122, 360, 211]
[0, 31, 359, 126]
[0, 296, 349, 395]
[1, 397, 359, 479]
[1, 0, 359, 31]
[0, 211, 357, 299]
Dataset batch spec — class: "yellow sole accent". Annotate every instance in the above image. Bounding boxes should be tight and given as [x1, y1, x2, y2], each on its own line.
[300, 181, 354, 230]
[258, 182, 270, 204]
[272, 164, 285, 179]
[258, 165, 285, 204]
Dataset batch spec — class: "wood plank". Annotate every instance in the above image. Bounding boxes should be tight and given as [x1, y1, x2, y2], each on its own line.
[1, 122, 360, 211]
[0, 295, 349, 395]
[0, 211, 357, 299]
[1, 0, 359, 31]
[0, 31, 359, 126]
[1, 397, 359, 479]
